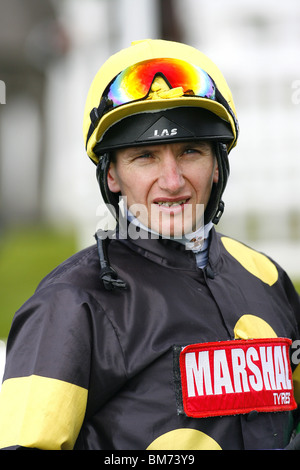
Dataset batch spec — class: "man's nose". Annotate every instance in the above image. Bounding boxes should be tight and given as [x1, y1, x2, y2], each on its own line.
[158, 155, 185, 193]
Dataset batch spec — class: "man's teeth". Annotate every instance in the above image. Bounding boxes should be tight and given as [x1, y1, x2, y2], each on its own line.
[156, 199, 188, 207]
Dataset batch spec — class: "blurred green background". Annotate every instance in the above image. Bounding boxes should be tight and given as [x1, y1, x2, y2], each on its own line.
[0, 224, 77, 338]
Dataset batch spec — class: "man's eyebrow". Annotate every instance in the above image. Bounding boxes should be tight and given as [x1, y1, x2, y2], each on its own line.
[117, 140, 213, 159]
[123, 147, 153, 157]
[184, 140, 211, 147]
[181, 141, 213, 152]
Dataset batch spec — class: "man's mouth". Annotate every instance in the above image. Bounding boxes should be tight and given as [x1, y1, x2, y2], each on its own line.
[154, 198, 190, 208]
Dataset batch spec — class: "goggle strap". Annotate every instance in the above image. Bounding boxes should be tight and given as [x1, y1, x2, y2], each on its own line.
[87, 97, 109, 148]
[215, 88, 239, 142]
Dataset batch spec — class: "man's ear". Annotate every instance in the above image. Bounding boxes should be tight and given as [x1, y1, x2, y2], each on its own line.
[107, 163, 121, 193]
[213, 159, 219, 184]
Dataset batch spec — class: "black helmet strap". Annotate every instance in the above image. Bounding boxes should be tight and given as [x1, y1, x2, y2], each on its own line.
[205, 142, 229, 225]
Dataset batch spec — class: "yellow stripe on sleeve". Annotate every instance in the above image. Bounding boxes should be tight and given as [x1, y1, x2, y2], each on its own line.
[0, 374, 88, 450]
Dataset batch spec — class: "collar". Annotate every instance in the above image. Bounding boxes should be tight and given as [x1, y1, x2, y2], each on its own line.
[126, 209, 213, 253]
[118, 226, 221, 272]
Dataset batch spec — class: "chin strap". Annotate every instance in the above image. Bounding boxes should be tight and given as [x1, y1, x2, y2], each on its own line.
[204, 142, 229, 225]
[94, 230, 127, 291]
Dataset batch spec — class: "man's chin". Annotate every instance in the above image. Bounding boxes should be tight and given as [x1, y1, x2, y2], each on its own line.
[148, 204, 204, 239]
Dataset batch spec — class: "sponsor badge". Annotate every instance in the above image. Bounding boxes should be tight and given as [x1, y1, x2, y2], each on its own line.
[178, 338, 296, 418]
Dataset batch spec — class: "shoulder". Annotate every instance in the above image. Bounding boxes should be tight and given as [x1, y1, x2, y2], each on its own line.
[35, 244, 100, 293]
[215, 232, 279, 287]
[11, 244, 108, 342]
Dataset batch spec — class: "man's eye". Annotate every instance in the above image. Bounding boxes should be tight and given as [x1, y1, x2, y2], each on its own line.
[184, 148, 198, 155]
[136, 153, 152, 160]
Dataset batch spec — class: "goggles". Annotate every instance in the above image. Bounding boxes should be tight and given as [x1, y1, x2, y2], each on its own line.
[88, 57, 238, 149]
[105, 58, 216, 107]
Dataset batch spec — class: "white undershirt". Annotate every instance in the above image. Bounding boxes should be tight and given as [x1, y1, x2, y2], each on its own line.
[126, 211, 213, 269]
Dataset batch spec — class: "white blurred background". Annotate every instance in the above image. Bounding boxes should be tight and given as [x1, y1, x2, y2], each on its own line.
[1, 0, 300, 383]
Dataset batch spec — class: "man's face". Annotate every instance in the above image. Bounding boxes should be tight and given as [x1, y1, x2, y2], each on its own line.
[107, 141, 218, 238]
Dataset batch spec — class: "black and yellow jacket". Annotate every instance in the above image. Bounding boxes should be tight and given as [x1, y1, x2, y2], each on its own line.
[0, 228, 300, 450]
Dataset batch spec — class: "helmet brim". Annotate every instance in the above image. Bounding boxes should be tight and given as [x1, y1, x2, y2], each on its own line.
[88, 98, 237, 164]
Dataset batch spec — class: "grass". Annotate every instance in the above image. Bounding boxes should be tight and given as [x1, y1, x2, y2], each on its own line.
[0, 224, 77, 338]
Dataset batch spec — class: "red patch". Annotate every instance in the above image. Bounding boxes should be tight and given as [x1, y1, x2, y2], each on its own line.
[179, 338, 297, 418]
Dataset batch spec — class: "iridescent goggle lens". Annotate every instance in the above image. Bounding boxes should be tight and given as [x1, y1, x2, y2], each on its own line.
[104, 58, 216, 108]
[88, 57, 238, 151]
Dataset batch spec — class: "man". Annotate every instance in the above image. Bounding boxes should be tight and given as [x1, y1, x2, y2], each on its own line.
[0, 39, 300, 450]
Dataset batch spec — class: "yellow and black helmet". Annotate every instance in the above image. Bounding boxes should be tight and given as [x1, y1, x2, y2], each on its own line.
[83, 39, 238, 163]
[83, 39, 239, 225]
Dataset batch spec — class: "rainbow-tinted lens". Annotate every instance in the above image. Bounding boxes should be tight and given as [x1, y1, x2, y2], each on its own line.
[105, 58, 216, 108]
